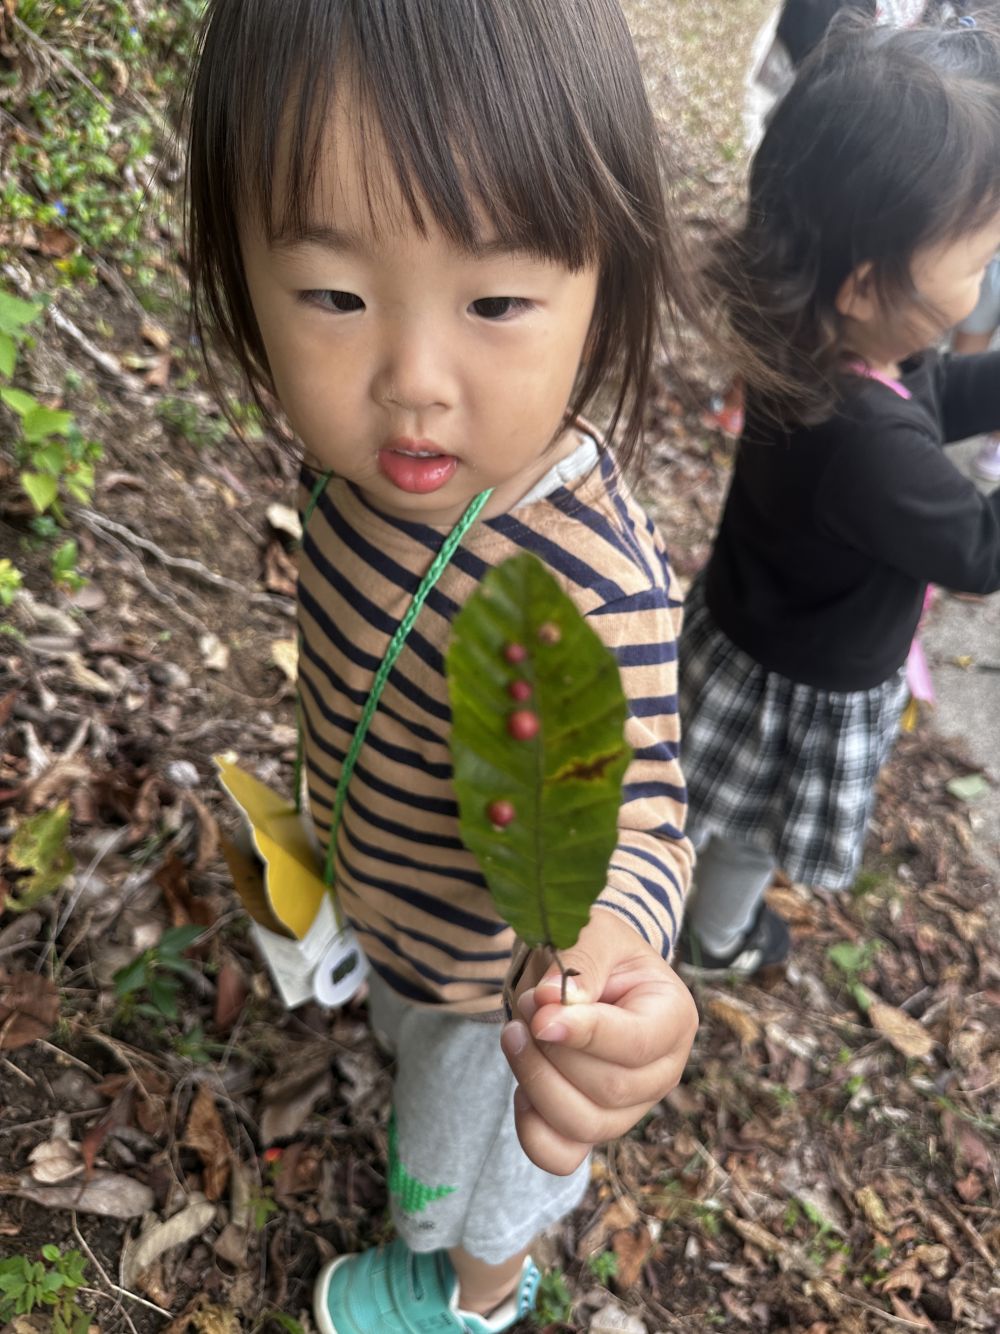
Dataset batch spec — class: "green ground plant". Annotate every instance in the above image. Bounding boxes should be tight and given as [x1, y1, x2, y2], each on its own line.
[112, 923, 205, 1024]
[0, 1246, 90, 1334]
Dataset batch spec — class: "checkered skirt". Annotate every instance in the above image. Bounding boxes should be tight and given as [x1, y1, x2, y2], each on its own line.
[679, 576, 908, 889]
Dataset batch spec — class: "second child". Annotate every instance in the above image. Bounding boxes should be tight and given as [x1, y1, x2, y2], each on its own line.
[681, 19, 1000, 975]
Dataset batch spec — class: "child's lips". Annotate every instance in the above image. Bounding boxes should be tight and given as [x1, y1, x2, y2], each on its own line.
[377, 441, 458, 494]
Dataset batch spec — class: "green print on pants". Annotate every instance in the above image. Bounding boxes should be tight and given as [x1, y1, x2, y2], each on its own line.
[388, 1109, 457, 1214]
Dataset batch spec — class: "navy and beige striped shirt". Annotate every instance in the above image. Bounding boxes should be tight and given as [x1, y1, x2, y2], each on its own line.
[298, 444, 692, 1013]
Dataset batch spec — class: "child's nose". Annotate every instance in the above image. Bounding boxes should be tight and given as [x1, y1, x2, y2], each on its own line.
[375, 321, 451, 413]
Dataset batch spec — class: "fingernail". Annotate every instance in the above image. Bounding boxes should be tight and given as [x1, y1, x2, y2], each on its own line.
[513, 1086, 532, 1113]
[537, 1020, 569, 1043]
[518, 988, 537, 1021]
[501, 1021, 528, 1058]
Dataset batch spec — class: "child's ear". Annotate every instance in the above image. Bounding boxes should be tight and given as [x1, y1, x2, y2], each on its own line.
[835, 261, 878, 323]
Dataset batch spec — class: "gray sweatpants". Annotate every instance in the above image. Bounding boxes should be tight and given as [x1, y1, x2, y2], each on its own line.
[684, 833, 776, 956]
[367, 972, 590, 1265]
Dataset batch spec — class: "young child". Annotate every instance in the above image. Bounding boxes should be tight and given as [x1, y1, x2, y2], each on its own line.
[681, 18, 1000, 976]
[185, 1, 699, 1329]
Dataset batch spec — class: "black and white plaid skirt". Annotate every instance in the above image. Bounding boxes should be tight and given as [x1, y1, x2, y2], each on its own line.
[679, 576, 909, 890]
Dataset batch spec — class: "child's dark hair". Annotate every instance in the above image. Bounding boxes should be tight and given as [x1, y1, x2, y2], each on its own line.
[185, 0, 701, 467]
[713, 16, 1000, 426]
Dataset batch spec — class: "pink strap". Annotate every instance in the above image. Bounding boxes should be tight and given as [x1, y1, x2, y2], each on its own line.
[846, 359, 912, 400]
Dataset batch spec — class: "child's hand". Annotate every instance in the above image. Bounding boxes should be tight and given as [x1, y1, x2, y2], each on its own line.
[499, 909, 698, 1176]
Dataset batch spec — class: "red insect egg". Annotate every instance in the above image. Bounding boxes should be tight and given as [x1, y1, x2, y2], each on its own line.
[503, 643, 528, 664]
[537, 621, 561, 645]
[508, 679, 532, 702]
[507, 709, 540, 741]
[486, 799, 516, 828]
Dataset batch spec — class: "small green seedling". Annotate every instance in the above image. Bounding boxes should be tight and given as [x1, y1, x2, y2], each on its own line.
[113, 924, 205, 1023]
[448, 552, 632, 1006]
[0, 1246, 89, 1334]
[585, 1250, 619, 1285]
[533, 1267, 573, 1326]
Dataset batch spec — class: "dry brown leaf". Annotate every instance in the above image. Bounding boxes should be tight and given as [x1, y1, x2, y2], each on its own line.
[213, 957, 248, 1033]
[28, 1138, 83, 1185]
[868, 1000, 935, 1060]
[707, 996, 761, 1048]
[7, 1169, 154, 1217]
[854, 1185, 893, 1234]
[0, 970, 60, 1050]
[259, 1045, 332, 1144]
[184, 1086, 231, 1201]
[140, 318, 171, 351]
[611, 1224, 652, 1289]
[122, 1196, 217, 1287]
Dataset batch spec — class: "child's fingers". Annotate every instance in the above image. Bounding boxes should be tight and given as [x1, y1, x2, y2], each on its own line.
[529, 972, 698, 1068]
[512, 1091, 591, 1176]
[502, 1020, 662, 1142]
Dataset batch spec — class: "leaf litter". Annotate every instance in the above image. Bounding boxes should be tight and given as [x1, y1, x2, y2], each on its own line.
[1, 0, 998, 1331]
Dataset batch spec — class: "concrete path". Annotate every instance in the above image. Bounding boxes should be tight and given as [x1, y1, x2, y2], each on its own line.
[918, 441, 1000, 875]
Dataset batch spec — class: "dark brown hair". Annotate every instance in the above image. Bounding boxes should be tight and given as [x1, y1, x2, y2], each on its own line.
[185, 0, 701, 465]
[713, 16, 1000, 427]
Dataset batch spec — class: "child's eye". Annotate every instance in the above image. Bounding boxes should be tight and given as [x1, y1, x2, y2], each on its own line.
[303, 290, 365, 313]
[470, 296, 530, 320]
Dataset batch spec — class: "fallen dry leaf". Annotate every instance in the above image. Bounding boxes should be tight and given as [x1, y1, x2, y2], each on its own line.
[868, 1000, 935, 1060]
[122, 1195, 217, 1287]
[259, 1044, 332, 1144]
[0, 970, 60, 1050]
[611, 1223, 652, 1289]
[184, 1086, 231, 1201]
[270, 638, 298, 684]
[28, 1137, 83, 1185]
[855, 1185, 893, 1234]
[6, 1170, 154, 1217]
[707, 995, 761, 1048]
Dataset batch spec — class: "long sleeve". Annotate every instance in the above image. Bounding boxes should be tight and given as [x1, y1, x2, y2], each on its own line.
[585, 585, 693, 960]
[940, 351, 1000, 443]
[818, 420, 1000, 595]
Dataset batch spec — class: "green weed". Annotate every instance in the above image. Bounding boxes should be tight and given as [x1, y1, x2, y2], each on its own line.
[112, 923, 205, 1024]
[0, 1246, 89, 1334]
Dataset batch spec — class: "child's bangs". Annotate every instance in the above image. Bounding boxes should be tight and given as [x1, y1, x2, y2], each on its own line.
[231, 1, 625, 270]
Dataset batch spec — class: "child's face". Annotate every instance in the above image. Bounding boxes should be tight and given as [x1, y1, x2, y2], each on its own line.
[241, 101, 599, 525]
[839, 212, 1000, 368]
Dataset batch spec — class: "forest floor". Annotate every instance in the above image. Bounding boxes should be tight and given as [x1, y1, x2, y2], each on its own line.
[1, 3, 998, 1332]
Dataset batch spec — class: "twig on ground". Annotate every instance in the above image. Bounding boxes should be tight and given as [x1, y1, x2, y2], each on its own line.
[939, 1197, 997, 1267]
[2, 261, 140, 389]
[75, 514, 211, 635]
[72, 1214, 170, 1326]
[13, 16, 114, 110]
[78, 508, 250, 595]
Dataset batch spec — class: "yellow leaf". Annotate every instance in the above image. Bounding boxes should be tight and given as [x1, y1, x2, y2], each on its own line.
[707, 996, 761, 1048]
[869, 1000, 935, 1059]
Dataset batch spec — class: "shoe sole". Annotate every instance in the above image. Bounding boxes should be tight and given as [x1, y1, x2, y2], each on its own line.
[313, 1256, 351, 1334]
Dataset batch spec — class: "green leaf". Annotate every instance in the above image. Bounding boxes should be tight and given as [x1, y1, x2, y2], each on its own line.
[1, 386, 39, 417]
[447, 552, 631, 950]
[0, 290, 42, 337]
[7, 804, 75, 908]
[41, 1248, 61, 1264]
[158, 924, 205, 955]
[22, 405, 74, 443]
[20, 471, 59, 514]
[113, 952, 152, 998]
[0, 559, 24, 607]
[0, 332, 17, 378]
[30, 442, 67, 474]
[946, 773, 989, 802]
[148, 975, 178, 1021]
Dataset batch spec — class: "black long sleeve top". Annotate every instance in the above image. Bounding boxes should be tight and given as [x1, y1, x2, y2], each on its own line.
[704, 351, 1000, 692]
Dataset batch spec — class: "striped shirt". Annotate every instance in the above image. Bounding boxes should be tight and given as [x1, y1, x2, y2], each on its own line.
[298, 445, 692, 1013]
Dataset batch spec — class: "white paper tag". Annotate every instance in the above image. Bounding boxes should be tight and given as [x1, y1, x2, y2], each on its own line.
[250, 894, 367, 1008]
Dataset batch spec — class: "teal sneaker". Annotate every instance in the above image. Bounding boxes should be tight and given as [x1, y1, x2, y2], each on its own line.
[313, 1238, 540, 1334]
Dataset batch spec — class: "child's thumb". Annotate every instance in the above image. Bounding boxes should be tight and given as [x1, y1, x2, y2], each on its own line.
[533, 941, 607, 1008]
